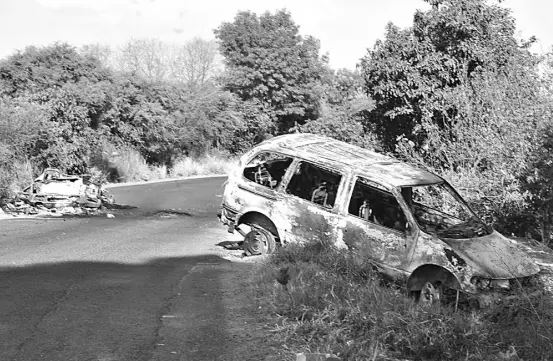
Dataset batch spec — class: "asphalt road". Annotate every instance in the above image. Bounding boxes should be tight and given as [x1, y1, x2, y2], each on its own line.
[0, 177, 275, 361]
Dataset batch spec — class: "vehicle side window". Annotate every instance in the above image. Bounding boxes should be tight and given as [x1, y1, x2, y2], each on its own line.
[243, 152, 293, 189]
[285, 161, 341, 208]
[348, 178, 407, 232]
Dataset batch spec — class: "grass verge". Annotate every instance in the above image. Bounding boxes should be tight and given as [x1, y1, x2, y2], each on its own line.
[253, 242, 553, 360]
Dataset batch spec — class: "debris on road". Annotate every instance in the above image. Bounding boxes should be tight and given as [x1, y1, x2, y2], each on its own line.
[1, 168, 115, 218]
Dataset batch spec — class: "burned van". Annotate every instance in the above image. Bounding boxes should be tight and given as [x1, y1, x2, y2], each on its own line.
[218, 133, 541, 307]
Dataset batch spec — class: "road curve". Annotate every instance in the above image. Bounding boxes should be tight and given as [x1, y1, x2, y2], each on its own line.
[0, 176, 277, 361]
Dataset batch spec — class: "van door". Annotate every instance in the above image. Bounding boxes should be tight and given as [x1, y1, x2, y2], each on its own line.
[277, 160, 344, 244]
[341, 176, 415, 273]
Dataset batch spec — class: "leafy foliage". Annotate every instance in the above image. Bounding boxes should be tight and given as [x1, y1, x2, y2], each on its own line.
[521, 126, 553, 244]
[296, 67, 377, 148]
[0, 43, 109, 97]
[0, 97, 47, 197]
[0, 43, 248, 178]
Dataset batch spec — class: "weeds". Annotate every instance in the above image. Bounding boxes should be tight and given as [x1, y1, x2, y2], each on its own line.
[254, 243, 553, 360]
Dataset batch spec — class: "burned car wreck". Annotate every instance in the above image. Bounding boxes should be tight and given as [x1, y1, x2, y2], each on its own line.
[8, 168, 114, 213]
[219, 134, 541, 308]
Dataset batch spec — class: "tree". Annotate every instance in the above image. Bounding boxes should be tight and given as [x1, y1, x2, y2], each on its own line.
[521, 126, 553, 244]
[114, 38, 172, 83]
[359, 0, 553, 236]
[113, 37, 221, 88]
[214, 9, 325, 133]
[170, 38, 221, 88]
[360, 0, 533, 151]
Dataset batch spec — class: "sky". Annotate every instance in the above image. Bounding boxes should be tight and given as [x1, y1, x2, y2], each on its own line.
[0, 0, 551, 70]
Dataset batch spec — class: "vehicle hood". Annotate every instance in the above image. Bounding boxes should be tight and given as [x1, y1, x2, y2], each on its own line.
[441, 231, 540, 279]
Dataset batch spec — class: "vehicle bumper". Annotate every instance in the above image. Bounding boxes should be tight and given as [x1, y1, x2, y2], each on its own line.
[218, 203, 239, 233]
[470, 288, 543, 308]
[453, 273, 544, 309]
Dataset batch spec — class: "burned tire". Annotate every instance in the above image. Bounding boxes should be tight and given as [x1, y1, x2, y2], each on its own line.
[418, 281, 442, 306]
[243, 228, 276, 256]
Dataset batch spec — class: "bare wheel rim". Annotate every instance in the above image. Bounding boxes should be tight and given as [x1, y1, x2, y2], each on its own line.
[420, 281, 441, 305]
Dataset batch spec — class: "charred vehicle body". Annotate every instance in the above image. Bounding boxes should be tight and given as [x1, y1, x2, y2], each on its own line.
[20, 168, 114, 209]
[219, 134, 541, 307]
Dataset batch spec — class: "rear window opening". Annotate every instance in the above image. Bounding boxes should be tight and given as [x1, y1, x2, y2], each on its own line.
[243, 152, 293, 189]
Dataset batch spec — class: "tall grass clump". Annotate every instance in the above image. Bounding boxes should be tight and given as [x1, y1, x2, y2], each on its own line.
[0, 157, 34, 200]
[170, 154, 237, 178]
[254, 243, 553, 360]
[89, 142, 168, 183]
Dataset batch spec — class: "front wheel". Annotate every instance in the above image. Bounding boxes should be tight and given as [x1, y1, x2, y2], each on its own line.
[419, 281, 442, 306]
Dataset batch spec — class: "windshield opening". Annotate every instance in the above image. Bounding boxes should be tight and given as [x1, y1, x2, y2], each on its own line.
[402, 183, 491, 239]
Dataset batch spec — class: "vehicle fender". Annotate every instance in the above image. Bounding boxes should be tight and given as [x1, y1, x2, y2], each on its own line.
[408, 232, 477, 292]
[235, 207, 287, 242]
[407, 263, 465, 292]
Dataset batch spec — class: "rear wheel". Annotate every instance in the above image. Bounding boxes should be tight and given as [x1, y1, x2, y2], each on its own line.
[242, 228, 276, 256]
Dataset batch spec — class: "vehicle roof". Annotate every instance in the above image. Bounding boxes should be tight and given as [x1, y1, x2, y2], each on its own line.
[255, 133, 443, 187]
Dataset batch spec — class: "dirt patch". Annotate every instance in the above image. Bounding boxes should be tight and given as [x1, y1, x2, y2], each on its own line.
[148, 210, 195, 218]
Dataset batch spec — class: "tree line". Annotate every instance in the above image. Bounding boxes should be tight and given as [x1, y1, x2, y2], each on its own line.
[1, 0, 553, 241]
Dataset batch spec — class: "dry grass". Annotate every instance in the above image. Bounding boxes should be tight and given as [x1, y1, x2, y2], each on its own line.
[0, 159, 34, 200]
[253, 243, 553, 361]
[170, 154, 237, 178]
[107, 147, 168, 182]
[90, 143, 236, 183]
